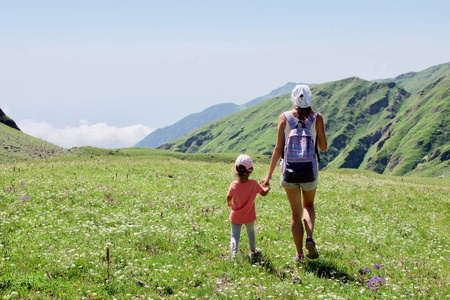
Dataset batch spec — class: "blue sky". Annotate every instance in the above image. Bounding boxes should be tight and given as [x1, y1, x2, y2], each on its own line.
[1, 0, 449, 148]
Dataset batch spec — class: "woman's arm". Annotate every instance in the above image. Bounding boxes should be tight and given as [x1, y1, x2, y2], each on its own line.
[262, 113, 286, 186]
[316, 114, 327, 152]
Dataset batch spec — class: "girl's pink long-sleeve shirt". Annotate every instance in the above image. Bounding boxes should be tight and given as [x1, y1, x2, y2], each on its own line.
[227, 179, 263, 224]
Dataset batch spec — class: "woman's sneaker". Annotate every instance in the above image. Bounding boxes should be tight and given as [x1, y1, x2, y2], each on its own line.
[305, 237, 319, 259]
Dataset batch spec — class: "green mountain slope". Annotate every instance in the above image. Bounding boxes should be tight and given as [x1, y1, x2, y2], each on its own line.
[368, 75, 450, 176]
[135, 82, 299, 148]
[159, 75, 449, 177]
[0, 122, 65, 162]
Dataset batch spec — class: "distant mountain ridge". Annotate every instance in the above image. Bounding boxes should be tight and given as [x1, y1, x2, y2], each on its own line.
[159, 62, 450, 177]
[135, 82, 299, 148]
[377, 62, 450, 94]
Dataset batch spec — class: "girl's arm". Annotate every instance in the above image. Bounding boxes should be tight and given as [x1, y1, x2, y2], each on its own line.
[227, 195, 233, 207]
[259, 187, 270, 197]
[262, 113, 286, 187]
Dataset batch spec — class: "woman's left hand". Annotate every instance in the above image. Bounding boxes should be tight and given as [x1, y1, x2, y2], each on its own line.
[261, 176, 270, 187]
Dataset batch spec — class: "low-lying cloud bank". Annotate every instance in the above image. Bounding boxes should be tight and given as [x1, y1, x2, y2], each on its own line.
[18, 120, 153, 149]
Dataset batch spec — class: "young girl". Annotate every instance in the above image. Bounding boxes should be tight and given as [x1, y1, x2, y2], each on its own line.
[227, 154, 270, 258]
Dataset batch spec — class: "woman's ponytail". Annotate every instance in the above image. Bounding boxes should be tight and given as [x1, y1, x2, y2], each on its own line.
[295, 106, 313, 121]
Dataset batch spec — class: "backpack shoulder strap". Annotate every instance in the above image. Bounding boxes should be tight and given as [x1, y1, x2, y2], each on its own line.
[303, 112, 318, 130]
[315, 133, 321, 163]
[311, 112, 320, 163]
[283, 111, 300, 129]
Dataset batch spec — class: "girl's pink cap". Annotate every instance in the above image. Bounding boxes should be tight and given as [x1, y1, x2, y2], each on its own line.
[235, 154, 253, 169]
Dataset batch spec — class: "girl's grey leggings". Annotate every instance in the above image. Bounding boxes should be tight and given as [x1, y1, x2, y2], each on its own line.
[230, 221, 255, 254]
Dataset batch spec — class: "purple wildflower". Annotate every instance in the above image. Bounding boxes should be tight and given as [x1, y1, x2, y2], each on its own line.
[192, 225, 195, 231]
[367, 276, 385, 291]
[147, 202, 152, 206]
[130, 190, 135, 195]
[21, 195, 31, 202]
[97, 184, 103, 188]
[359, 267, 372, 276]
[373, 264, 381, 269]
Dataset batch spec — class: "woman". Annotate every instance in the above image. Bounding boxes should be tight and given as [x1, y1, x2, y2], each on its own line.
[262, 84, 327, 262]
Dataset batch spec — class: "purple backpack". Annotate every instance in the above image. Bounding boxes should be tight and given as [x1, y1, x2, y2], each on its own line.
[282, 111, 318, 183]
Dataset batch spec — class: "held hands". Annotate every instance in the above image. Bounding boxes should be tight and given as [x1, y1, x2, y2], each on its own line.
[261, 176, 271, 195]
[261, 175, 271, 188]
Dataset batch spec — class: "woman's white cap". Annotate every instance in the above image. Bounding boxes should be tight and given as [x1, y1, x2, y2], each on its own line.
[291, 84, 312, 108]
[235, 154, 253, 169]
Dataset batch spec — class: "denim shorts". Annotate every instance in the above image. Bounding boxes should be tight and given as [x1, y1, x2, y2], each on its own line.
[280, 175, 318, 191]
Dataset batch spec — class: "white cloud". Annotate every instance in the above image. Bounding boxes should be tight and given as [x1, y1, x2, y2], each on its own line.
[18, 120, 154, 149]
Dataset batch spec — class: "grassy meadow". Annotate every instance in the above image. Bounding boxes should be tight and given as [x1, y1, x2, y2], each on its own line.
[0, 152, 449, 299]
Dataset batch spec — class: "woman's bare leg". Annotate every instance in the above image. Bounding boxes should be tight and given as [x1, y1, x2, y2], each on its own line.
[302, 188, 316, 238]
[285, 187, 304, 255]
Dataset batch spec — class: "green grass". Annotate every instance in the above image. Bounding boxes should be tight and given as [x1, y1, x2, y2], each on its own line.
[0, 154, 449, 299]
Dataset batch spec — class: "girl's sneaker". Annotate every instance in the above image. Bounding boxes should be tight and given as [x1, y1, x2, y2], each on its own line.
[306, 237, 319, 259]
[293, 253, 305, 263]
[250, 248, 262, 259]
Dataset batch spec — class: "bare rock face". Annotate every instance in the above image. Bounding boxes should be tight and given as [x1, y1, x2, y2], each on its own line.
[0, 109, 21, 131]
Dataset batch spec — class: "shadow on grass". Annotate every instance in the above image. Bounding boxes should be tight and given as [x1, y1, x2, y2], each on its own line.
[245, 252, 353, 284]
[303, 258, 354, 283]
[247, 254, 288, 282]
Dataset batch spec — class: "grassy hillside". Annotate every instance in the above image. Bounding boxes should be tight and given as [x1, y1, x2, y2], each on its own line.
[0, 155, 448, 298]
[160, 76, 450, 177]
[0, 123, 65, 162]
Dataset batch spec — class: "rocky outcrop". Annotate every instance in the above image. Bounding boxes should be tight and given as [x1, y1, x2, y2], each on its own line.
[0, 109, 21, 131]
